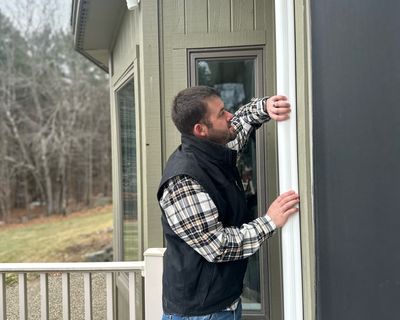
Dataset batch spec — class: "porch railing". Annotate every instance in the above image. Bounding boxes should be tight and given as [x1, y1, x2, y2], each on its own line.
[0, 248, 165, 320]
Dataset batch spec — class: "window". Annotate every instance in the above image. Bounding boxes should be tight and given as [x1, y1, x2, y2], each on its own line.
[116, 79, 138, 261]
[189, 48, 269, 315]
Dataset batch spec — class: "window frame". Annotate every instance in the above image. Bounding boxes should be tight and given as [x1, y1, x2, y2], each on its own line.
[115, 77, 139, 262]
[112, 63, 144, 318]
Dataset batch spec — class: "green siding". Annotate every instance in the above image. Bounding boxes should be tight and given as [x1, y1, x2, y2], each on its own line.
[112, 11, 139, 84]
[185, 0, 208, 33]
[232, 0, 254, 31]
[208, 0, 231, 32]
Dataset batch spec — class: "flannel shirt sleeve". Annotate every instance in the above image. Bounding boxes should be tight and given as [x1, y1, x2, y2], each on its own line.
[227, 97, 271, 152]
[159, 175, 276, 263]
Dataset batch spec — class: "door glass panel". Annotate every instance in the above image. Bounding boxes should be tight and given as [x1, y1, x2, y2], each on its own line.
[195, 56, 262, 311]
[117, 80, 138, 261]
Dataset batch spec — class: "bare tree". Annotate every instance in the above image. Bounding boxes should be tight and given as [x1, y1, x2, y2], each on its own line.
[0, 3, 111, 219]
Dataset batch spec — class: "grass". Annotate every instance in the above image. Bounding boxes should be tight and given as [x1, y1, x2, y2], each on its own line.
[0, 205, 113, 263]
[123, 219, 139, 260]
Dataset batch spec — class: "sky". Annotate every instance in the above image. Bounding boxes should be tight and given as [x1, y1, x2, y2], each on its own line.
[0, 0, 72, 33]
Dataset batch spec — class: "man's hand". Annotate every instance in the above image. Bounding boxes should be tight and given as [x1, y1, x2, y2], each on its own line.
[265, 95, 291, 121]
[266, 190, 299, 228]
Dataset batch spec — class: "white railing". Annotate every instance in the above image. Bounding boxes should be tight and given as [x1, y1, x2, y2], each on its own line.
[0, 248, 165, 320]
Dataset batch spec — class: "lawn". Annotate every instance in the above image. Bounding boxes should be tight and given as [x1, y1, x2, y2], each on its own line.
[0, 205, 113, 263]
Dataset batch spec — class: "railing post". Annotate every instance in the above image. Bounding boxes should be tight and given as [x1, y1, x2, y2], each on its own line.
[105, 273, 115, 320]
[83, 273, 93, 320]
[62, 273, 71, 320]
[18, 273, 27, 320]
[143, 248, 165, 320]
[40, 273, 49, 320]
[128, 272, 136, 320]
[0, 273, 6, 320]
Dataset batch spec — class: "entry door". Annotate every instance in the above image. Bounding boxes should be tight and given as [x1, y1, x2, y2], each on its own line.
[189, 47, 275, 319]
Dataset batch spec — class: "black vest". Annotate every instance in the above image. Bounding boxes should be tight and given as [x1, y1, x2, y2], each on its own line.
[157, 134, 251, 316]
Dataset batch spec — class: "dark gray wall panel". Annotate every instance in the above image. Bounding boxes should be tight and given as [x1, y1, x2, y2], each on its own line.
[311, 1, 400, 319]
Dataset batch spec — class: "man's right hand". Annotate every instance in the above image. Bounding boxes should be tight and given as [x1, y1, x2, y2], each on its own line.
[266, 190, 300, 228]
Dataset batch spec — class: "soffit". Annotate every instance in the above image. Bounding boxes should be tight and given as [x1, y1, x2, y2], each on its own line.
[72, 0, 125, 72]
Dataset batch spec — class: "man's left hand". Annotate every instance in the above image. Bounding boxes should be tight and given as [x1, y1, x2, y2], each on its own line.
[265, 95, 291, 121]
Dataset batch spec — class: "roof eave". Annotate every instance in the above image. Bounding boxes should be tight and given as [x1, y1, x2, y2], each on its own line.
[71, 0, 126, 73]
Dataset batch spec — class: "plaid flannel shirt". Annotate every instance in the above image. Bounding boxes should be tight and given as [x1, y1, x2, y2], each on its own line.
[160, 97, 276, 264]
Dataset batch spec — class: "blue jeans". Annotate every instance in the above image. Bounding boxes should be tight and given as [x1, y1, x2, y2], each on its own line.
[162, 302, 242, 320]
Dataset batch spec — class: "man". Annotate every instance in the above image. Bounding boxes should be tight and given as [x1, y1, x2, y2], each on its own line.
[158, 86, 299, 319]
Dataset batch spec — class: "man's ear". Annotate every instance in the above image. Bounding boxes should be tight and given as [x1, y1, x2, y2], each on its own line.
[193, 123, 208, 138]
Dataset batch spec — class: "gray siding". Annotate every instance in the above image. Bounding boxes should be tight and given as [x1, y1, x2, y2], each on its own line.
[311, 1, 400, 319]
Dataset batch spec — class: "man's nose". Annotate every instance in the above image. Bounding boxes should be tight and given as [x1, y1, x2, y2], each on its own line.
[226, 112, 234, 121]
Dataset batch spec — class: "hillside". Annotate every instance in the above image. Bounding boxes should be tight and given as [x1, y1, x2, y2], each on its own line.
[0, 205, 113, 263]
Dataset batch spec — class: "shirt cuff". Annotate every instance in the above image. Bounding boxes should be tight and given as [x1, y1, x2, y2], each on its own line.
[257, 215, 276, 237]
[258, 96, 271, 119]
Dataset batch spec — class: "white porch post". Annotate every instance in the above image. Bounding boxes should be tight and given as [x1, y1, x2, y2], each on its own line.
[275, 0, 304, 319]
[143, 248, 165, 320]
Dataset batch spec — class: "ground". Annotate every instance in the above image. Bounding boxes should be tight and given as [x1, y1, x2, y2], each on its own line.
[0, 204, 113, 263]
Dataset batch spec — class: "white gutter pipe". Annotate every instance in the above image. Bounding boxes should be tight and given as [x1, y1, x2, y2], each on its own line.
[275, 0, 304, 319]
[126, 0, 140, 10]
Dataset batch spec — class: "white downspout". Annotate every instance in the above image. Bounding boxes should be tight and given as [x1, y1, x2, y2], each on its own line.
[275, 0, 304, 319]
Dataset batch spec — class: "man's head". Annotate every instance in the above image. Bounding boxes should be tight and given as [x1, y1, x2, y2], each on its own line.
[171, 86, 237, 145]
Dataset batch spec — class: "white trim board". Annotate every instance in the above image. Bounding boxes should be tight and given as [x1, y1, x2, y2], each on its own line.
[275, 0, 304, 319]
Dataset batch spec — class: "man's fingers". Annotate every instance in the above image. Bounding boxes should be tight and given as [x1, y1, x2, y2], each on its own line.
[270, 105, 291, 114]
[268, 190, 300, 227]
[280, 190, 297, 197]
[271, 95, 288, 102]
[281, 190, 296, 196]
[270, 114, 290, 121]
[282, 199, 300, 212]
[273, 100, 291, 108]
[273, 114, 290, 121]
[284, 207, 300, 216]
[266, 96, 292, 122]
[277, 190, 296, 202]
[268, 102, 291, 121]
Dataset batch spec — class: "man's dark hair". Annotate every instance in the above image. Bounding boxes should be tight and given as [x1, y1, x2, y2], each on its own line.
[171, 86, 220, 135]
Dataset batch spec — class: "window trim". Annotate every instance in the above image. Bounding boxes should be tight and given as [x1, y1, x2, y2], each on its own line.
[188, 47, 264, 95]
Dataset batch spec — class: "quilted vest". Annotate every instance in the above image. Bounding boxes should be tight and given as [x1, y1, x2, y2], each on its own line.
[157, 134, 250, 316]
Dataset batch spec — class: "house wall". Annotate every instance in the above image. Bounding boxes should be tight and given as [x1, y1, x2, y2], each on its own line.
[311, 1, 400, 319]
[106, 1, 319, 319]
